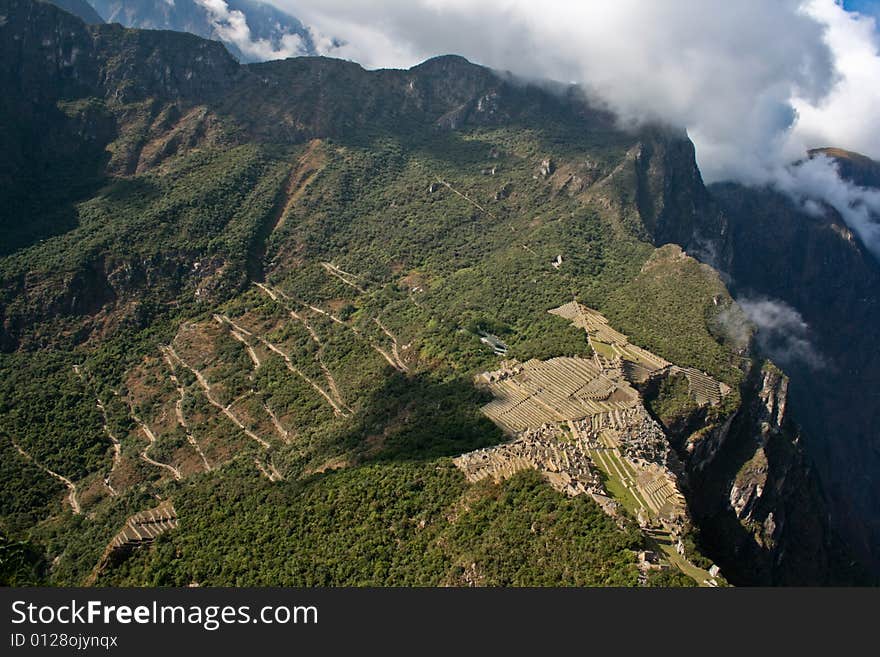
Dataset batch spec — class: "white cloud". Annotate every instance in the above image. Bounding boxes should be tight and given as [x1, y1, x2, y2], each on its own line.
[773, 154, 880, 258]
[789, 1, 880, 162]
[736, 297, 826, 369]
[196, 0, 308, 61]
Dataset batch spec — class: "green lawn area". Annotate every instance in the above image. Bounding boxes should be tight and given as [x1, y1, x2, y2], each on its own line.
[591, 341, 617, 359]
[589, 448, 645, 515]
[656, 540, 714, 586]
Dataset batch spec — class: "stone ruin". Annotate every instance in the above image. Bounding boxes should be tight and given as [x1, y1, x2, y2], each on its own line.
[453, 425, 619, 516]
[455, 302, 724, 537]
[109, 501, 179, 550]
[85, 501, 178, 585]
[476, 356, 640, 434]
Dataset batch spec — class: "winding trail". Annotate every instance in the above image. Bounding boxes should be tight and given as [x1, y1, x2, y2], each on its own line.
[73, 364, 122, 497]
[291, 312, 346, 404]
[10, 438, 81, 514]
[374, 317, 409, 372]
[178, 406, 212, 473]
[215, 314, 347, 417]
[254, 456, 284, 482]
[162, 345, 272, 448]
[267, 301, 348, 410]
[255, 283, 406, 374]
[256, 283, 348, 327]
[321, 262, 366, 293]
[159, 351, 212, 473]
[437, 178, 497, 219]
[225, 324, 262, 369]
[225, 390, 253, 412]
[262, 401, 291, 443]
[130, 413, 183, 481]
[96, 399, 122, 496]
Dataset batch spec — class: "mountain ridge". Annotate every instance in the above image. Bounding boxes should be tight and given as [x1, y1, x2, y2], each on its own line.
[0, 0, 869, 585]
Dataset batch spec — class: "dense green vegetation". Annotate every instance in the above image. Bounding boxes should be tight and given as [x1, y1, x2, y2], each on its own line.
[99, 466, 643, 587]
[0, 21, 750, 586]
[0, 353, 107, 535]
[0, 533, 47, 586]
[606, 245, 742, 387]
[644, 373, 701, 429]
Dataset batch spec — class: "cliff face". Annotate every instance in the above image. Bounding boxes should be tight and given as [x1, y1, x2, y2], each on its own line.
[625, 112, 880, 579]
[681, 363, 854, 585]
[640, 347, 855, 585]
[706, 174, 880, 576]
[633, 129, 730, 268]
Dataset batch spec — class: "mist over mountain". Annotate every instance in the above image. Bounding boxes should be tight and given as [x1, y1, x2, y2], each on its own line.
[284, 1, 880, 255]
[84, 0, 317, 62]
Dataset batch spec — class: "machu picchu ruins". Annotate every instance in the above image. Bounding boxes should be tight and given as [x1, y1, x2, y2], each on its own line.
[455, 301, 727, 583]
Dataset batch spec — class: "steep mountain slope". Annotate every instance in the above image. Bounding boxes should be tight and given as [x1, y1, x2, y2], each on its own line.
[809, 147, 880, 187]
[0, 0, 863, 585]
[708, 156, 880, 574]
[86, 0, 316, 62]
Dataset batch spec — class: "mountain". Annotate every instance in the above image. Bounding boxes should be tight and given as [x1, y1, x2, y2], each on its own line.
[704, 151, 880, 574]
[85, 0, 316, 62]
[0, 0, 869, 586]
[808, 147, 880, 188]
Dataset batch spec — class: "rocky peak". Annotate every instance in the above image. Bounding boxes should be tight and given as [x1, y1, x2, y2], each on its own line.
[633, 127, 730, 268]
[756, 363, 788, 441]
[807, 147, 880, 188]
[90, 22, 240, 102]
[0, 0, 99, 101]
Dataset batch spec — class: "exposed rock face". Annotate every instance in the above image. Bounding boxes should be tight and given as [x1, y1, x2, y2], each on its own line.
[93, 24, 240, 103]
[682, 362, 855, 585]
[633, 128, 730, 268]
[708, 169, 880, 576]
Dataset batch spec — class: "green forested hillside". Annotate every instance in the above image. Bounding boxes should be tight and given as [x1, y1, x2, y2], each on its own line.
[1, 0, 837, 587]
